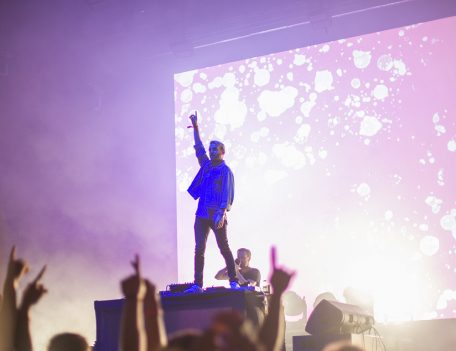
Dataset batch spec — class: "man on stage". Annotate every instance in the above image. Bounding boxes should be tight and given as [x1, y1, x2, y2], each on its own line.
[185, 112, 239, 293]
[215, 248, 261, 287]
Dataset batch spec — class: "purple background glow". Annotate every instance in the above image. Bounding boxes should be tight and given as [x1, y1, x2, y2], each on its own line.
[175, 17, 456, 322]
[1, 1, 455, 349]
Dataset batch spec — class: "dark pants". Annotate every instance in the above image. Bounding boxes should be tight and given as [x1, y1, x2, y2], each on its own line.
[194, 216, 237, 287]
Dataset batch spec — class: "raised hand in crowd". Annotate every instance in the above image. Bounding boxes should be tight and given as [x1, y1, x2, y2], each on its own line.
[120, 255, 167, 351]
[16, 266, 48, 351]
[259, 246, 296, 351]
[1, 246, 29, 351]
[143, 278, 167, 351]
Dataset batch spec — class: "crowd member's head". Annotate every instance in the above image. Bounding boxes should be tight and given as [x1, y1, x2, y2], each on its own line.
[323, 341, 366, 351]
[166, 329, 203, 350]
[48, 333, 90, 351]
[236, 248, 252, 268]
[210, 310, 262, 351]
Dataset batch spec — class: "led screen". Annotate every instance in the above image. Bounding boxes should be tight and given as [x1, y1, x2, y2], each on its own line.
[174, 16, 456, 321]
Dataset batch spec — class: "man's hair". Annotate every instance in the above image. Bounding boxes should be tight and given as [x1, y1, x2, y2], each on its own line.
[210, 140, 225, 154]
[237, 248, 251, 259]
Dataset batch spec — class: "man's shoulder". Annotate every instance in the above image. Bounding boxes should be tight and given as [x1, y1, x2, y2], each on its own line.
[245, 267, 260, 275]
[220, 162, 233, 174]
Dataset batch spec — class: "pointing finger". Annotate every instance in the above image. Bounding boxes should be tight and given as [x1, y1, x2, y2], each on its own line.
[271, 246, 277, 269]
[33, 265, 47, 284]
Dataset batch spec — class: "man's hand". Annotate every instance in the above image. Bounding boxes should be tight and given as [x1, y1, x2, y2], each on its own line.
[188, 111, 198, 129]
[21, 266, 47, 310]
[214, 212, 225, 229]
[6, 246, 29, 287]
[121, 255, 146, 300]
[269, 246, 295, 296]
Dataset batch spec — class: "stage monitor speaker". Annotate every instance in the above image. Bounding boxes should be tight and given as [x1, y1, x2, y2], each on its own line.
[305, 299, 374, 335]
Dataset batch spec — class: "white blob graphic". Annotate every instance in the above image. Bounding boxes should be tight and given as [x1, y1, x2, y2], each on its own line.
[447, 139, 456, 152]
[258, 86, 298, 117]
[377, 54, 394, 71]
[272, 142, 306, 169]
[353, 50, 372, 69]
[315, 70, 334, 93]
[257, 111, 267, 121]
[192, 82, 207, 93]
[359, 116, 383, 137]
[420, 235, 439, 256]
[356, 183, 371, 198]
[300, 100, 316, 117]
[318, 149, 328, 159]
[175, 70, 197, 87]
[373, 84, 389, 100]
[214, 87, 247, 129]
[222, 72, 236, 87]
[425, 196, 443, 214]
[393, 60, 407, 75]
[435, 124, 446, 135]
[213, 123, 227, 140]
[320, 44, 330, 53]
[294, 124, 311, 144]
[351, 78, 361, 89]
[180, 89, 193, 103]
[440, 212, 456, 239]
[208, 76, 223, 89]
[294, 54, 306, 66]
[432, 112, 440, 123]
[254, 69, 271, 87]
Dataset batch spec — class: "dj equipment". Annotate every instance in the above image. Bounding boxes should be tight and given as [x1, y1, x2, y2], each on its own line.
[164, 282, 194, 294]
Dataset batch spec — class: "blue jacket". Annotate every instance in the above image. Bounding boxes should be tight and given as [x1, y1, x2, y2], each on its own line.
[187, 143, 234, 218]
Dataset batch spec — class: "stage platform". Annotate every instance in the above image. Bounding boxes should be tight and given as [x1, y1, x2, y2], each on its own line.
[93, 289, 266, 351]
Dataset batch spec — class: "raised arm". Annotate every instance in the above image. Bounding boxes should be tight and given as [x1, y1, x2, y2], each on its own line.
[16, 266, 47, 351]
[189, 112, 203, 146]
[120, 255, 147, 351]
[0, 246, 29, 351]
[143, 279, 167, 351]
[258, 247, 295, 351]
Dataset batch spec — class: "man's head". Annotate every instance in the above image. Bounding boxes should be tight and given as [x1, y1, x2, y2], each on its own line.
[209, 141, 225, 162]
[237, 248, 251, 268]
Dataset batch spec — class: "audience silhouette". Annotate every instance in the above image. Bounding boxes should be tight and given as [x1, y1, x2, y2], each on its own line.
[1, 245, 370, 351]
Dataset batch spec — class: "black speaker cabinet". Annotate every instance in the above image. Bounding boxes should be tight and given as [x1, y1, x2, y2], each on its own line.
[306, 299, 374, 335]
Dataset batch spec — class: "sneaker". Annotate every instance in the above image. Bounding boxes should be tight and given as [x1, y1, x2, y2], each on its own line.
[230, 281, 241, 289]
[184, 284, 203, 293]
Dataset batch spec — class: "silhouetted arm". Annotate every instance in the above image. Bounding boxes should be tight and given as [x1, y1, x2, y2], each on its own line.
[16, 266, 47, 351]
[258, 247, 295, 351]
[120, 256, 147, 351]
[0, 246, 28, 351]
[143, 279, 167, 351]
